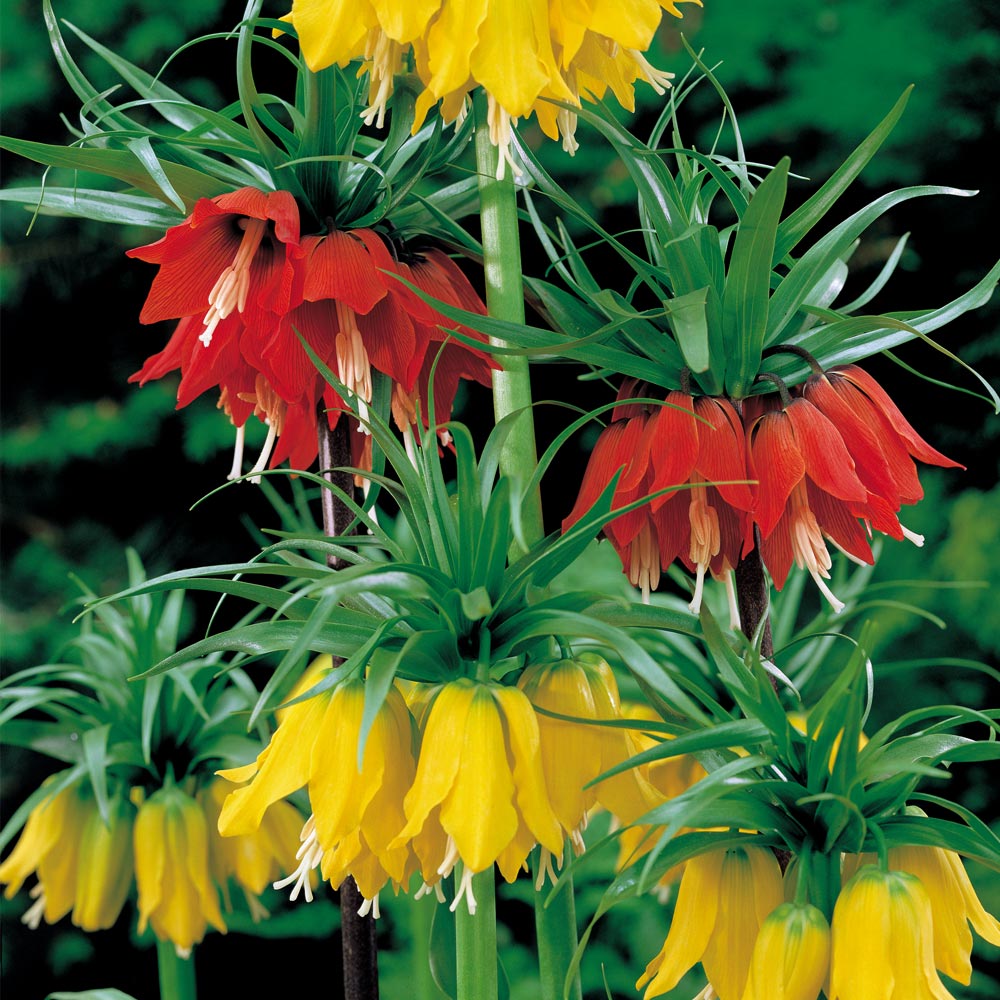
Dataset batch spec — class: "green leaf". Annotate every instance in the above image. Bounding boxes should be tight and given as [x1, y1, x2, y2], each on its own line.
[722, 158, 789, 397]
[0, 186, 184, 228]
[663, 285, 711, 373]
[81, 724, 111, 823]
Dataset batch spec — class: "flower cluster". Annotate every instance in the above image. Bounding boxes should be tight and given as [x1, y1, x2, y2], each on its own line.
[0, 775, 304, 957]
[216, 653, 666, 916]
[563, 365, 962, 615]
[639, 843, 1000, 1000]
[283, 0, 701, 176]
[129, 186, 497, 482]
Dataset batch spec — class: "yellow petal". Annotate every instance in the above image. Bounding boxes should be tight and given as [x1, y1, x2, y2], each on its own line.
[639, 848, 724, 996]
[72, 794, 134, 931]
[441, 686, 518, 872]
[830, 865, 894, 1000]
[588, 0, 663, 51]
[0, 782, 76, 898]
[887, 872, 956, 1000]
[424, 0, 489, 99]
[369, 0, 442, 42]
[134, 796, 168, 935]
[289, 0, 375, 71]
[741, 902, 829, 1000]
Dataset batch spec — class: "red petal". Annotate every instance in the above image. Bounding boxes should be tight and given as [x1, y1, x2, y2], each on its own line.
[785, 398, 868, 502]
[806, 481, 875, 564]
[357, 293, 419, 389]
[651, 497, 690, 571]
[748, 411, 805, 538]
[175, 313, 246, 408]
[693, 396, 754, 511]
[758, 511, 794, 589]
[647, 392, 699, 510]
[710, 490, 753, 575]
[834, 366, 964, 469]
[297, 231, 387, 314]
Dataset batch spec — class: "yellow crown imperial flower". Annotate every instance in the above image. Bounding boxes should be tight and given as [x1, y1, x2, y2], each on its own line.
[283, 0, 701, 177]
[843, 841, 1000, 987]
[637, 844, 784, 999]
[830, 864, 957, 1000]
[517, 653, 659, 861]
[390, 677, 564, 914]
[197, 778, 306, 920]
[0, 779, 131, 932]
[218, 669, 417, 913]
[742, 901, 831, 1000]
[134, 783, 227, 958]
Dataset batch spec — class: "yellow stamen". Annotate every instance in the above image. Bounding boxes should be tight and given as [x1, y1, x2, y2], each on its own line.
[360, 29, 403, 129]
[629, 521, 661, 604]
[624, 49, 675, 95]
[487, 95, 522, 181]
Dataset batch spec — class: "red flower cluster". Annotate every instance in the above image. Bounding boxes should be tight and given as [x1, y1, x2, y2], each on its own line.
[128, 187, 496, 481]
[563, 371, 962, 617]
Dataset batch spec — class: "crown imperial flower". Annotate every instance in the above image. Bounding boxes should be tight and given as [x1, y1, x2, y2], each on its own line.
[742, 901, 831, 1000]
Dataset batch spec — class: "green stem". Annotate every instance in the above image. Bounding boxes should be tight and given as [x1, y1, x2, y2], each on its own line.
[409, 892, 441, 1000]
[473, 89, 544, 547]
[534, 849, 583, 1000]
[156, 940, 197, 1000]
[455, 866, 499, 1000]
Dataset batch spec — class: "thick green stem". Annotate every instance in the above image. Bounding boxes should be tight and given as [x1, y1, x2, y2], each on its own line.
[156, 941, 197, 1000]
[534, 850, 583, 1000]
[409, 892, 442, 1000]
[455, 866, 499, 1000]
[473, 90, 544, 547]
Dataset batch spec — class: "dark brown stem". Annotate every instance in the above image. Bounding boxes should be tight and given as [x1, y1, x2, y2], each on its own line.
[734, 530, 774, 661]
[317, 408, 380, 1000]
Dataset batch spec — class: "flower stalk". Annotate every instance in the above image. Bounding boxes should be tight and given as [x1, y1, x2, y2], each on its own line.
[156, 940, 197, 1000]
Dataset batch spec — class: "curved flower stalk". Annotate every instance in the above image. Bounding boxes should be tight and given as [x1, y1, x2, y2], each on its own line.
[0, 555, 309, 968]
[284, 0, 702, 177]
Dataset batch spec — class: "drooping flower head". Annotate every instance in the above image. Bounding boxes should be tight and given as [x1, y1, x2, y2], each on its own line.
[517, 652, 657, 867]
[129, 188, 497, 480]
[742, 901, 831, 1000]
[830, 864, 958, 1000]
[0, 780, 133, 933]
[637, 844, 784, 998]
[284, 0, 702, 176]
[563, 381, 753, 616]
[217, 665, 418, 914]
[389, 677, 564, 914]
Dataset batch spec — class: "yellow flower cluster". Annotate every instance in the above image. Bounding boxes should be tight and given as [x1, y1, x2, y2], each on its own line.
[0, 776, 304, 958]
[283, 0, 701, 176]
[216, 653, 672, 915]
[638, 843, 1000, 1000]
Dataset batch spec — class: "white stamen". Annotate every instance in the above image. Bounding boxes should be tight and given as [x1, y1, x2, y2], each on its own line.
[175, 945, 193, 960]
[449, 865, 478, 915]
[273, 815, 323, 902]
[357, 893, 381, 919]
[199, 218, 267, 347]
[247, 421, 278, 484]
[901, 524, 925, 547]
[360, 31, 401, 129]
[807, 567, 846, 615]
[487, 95, 522, 181]
[534, 849, 560, 891]
[227, 423, 246, 481]
[414, 880, 447, 903]
[722, 570, 741, 631]
[570, 828, 587, 857]
[826, 534, 870, 567]
[557, 107, 580, 155]
[243, 888, 270, 923]
[687, 563, 707, 615]
[437, 836, 461, 880]
[624, 49, 675, 95]
[22, 885, 46, 930]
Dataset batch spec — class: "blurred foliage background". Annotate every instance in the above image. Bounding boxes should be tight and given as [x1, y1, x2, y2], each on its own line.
[1, 0, 998, 997]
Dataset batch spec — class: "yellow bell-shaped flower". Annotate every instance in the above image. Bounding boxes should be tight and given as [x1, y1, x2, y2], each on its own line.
[71, 791, 135, 931]
[391, 677, 563, 913]
[218, 671, 417, 907]
[0, 778, 93, 928]
[637, 844, 784, 999]
[134, 783, 227, 958]
[283, 0, 701, 175]
[829, 864, 956, 1000]
[518, 653, 658, 850]
[742, 901, 830, 1000]
[198, 777, 305, 918]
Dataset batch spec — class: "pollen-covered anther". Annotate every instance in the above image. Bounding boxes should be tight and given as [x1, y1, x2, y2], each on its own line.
[629, 521, 661, 604]
[200, 218, 267, 347]
[624, 49, 675, 95]
[687, 488, 721, 614]
[360, 29, 403, 129]
[335, 302, 374, 430]
[487, 96, 522, 181]
[272, 814, 323, 903]
[789, 487, 844, 614]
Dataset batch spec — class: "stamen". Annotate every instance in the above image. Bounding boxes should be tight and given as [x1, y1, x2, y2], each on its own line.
[175, 944, 193, 960]
[534, 849, 560, 891]
[570, 828, 587, 856]
[243, 888, 270, 923]
[826, 534, 870, 567]
[437, 836, 461, 880]
[558, 107, 580, 155]
[273, 815, 323, 903]
[415, 880, 448, 903]
[199, 218, 267, 347]
[227, 423, 246, 481]
[901, 524, 925, 547]
[248, 421, 278, 484]
[789, 486, 845, 613]
[335, 302, 373, 431]
[449, 865, 478, 915]
[357, 893, 381, 919]
[487, 95, 522, 181]
[687, 487, 721, 615]
[628, 522, 660, 604]
[624, 49, 675, 95]
[688, 563, 708, 615]
[360, 30, 402, 129]
[22, 885, 46, 930]
[721, 570, 741, 631]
